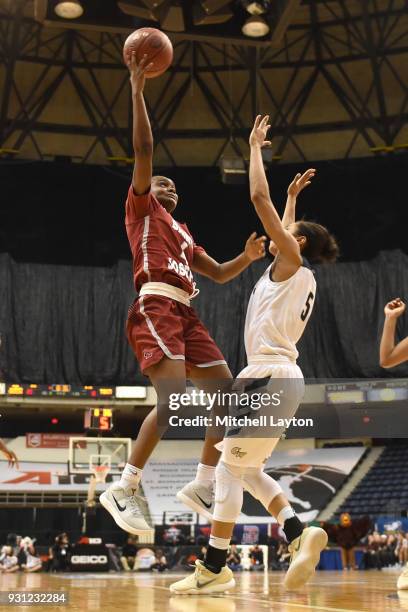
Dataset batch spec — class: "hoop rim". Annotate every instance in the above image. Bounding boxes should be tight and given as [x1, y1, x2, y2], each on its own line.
[90, 464, 110, 483]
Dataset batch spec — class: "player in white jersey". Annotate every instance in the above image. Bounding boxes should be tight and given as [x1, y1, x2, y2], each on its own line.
[171, 115, 338, 595]
[378, 297, 408, 591]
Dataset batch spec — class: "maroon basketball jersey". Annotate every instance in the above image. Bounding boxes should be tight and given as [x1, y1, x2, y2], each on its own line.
[125, 186, 205, 295]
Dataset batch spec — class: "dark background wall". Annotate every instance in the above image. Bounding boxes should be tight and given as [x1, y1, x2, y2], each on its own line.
[1, 155, 407, 266]
[1, 156, 408, 385]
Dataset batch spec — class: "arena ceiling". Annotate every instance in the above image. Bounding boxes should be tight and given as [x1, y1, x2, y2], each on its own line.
[0, 0, 407, 166]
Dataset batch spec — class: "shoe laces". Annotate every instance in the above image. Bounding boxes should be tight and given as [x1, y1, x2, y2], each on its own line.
[126, 490, 147, 517]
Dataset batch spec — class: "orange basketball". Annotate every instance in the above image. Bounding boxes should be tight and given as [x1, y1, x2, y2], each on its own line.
[123, 27, 173, 79]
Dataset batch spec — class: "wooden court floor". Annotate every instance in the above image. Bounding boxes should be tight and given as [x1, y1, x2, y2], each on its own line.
[0, 570, 407, 611]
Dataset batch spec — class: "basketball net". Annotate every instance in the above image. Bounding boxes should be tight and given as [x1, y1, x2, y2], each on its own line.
[92, 464, 110, 484]
[86, 465, 110, 507]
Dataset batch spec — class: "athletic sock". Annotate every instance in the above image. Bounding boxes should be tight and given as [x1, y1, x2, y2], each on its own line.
[204, 535, 230, 574]
[277, 505, 296, 525]
[277, 505, 303, 543]
[283, 516, 304, 544]
[118, 463, 142, 490]
[195, 463, 216, 486]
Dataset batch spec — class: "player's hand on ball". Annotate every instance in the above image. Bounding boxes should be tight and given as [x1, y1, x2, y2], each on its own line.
[245, 232, 266, 261]
[384, 298, 406, 319]
[249, 115, 271, 148]
[287, 169, 316, 197]
[128, 52, 154, 94]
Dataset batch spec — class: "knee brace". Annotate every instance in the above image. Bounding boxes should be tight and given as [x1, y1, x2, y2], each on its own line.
[242, 467, 283, 511]
[213, 461, 245, 523]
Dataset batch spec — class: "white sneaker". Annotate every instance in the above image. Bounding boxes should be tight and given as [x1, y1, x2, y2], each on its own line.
[176, 481, 214, 521]
[398, 564, 408, 590]
[99, 484, 152, 535]
[284, 526, 328, 590]
[169, 559, 235, 595]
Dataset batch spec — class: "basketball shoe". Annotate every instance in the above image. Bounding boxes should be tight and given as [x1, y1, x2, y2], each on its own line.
[398, 564, 408, 590]
[284, 526, 328, 590]
[169, 560, 235, 595]
[99, 484, 152, 535]
[176, 481, 214, 521]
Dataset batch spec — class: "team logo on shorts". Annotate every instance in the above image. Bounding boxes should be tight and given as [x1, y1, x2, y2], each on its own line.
[231, 447, 247, 459]
[143, 350, 153, 360]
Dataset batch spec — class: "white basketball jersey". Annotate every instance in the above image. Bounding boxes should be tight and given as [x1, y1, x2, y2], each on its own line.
[244, 260, 316, 362]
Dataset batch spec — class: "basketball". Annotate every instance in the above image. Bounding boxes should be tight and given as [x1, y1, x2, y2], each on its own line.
[123, 27, 173, 79]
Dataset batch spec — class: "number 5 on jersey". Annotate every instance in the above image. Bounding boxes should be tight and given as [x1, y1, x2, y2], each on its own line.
[301, 291, 315, 321]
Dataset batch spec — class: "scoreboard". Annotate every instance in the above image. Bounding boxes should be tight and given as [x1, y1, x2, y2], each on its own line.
[326, 380, 408, 404]
[5, 384, 114, 398]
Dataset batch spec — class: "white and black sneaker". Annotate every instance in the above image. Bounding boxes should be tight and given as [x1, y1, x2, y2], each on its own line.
[176, 481, 214, 521]
[284, 526, 328, 590]
[99, 485, 152, 535]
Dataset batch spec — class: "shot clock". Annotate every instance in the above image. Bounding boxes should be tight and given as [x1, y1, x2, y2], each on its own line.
[84, 408, 113, 431]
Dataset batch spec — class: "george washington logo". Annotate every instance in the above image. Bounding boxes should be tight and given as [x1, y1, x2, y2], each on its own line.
[231, 447, 247, 459]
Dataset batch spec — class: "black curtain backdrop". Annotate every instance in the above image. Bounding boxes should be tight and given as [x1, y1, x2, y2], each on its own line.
[1, 156, 407, 266]
[1, 250, 408, 385]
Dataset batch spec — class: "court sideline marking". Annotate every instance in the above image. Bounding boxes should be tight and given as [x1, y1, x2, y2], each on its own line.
[136, 583, 368, 612]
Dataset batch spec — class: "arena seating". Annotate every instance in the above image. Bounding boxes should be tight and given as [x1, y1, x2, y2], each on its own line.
[335, 445, 408, 517]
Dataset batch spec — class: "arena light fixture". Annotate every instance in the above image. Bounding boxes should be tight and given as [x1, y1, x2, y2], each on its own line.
[241, 0, 272, 15]
[242, 15, 270, 37]
[54, 0, 83, 19]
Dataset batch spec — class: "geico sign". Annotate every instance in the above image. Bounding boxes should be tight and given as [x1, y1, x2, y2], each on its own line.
[71, 555, 108, 564]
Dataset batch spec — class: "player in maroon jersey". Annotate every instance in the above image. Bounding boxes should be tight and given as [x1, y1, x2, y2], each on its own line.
[99, 54, 266, 534]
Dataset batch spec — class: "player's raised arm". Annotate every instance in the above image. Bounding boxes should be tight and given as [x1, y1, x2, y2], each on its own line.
[191, 232, 266, 284]
[380, 298, 408, 368]
[249, 116, 302, 266]
[128, 53, 154, 195]
[281, 169, 316, 228]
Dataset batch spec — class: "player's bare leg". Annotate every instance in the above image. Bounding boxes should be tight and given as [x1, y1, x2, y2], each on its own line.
[171, 466, 326, 594]
[100, 357, 186, 535]
[128, 357, 186, 468]
[177, 363, 232, 519]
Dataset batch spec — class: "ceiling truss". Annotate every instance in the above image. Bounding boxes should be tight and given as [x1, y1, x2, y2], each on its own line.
[0, 0, 407, 165]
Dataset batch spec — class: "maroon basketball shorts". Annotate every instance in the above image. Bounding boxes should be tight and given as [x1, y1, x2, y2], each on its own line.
[127, 295, 226, 373]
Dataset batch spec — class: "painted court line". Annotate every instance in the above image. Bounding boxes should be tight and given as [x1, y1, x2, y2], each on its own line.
[135, 584, 367, 612]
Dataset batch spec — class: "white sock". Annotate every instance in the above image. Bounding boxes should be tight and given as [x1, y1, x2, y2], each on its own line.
[195, 463, 216, 485]
[277, 505, 296, 526]
[209, 535, 230, 550]
[118, 463, 142, 490]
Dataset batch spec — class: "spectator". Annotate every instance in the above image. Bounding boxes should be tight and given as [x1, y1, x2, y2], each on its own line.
[151, 549, 168, 572]
[0, 546, 19, 573]
[226, 544, 242, 571]
[121, 536, 138, 571]
[249, 544, 264, 571]
[49, 533, 71, 572]
[396, 532, 408, 566]
[134, 548, 155, 571]
[361, 532, 382, 570]
[276, 541, 290, 570]
[19, 537, 42, 573]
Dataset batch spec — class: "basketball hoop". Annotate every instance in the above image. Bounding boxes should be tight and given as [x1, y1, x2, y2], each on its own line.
[91, 464, 110, 484]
